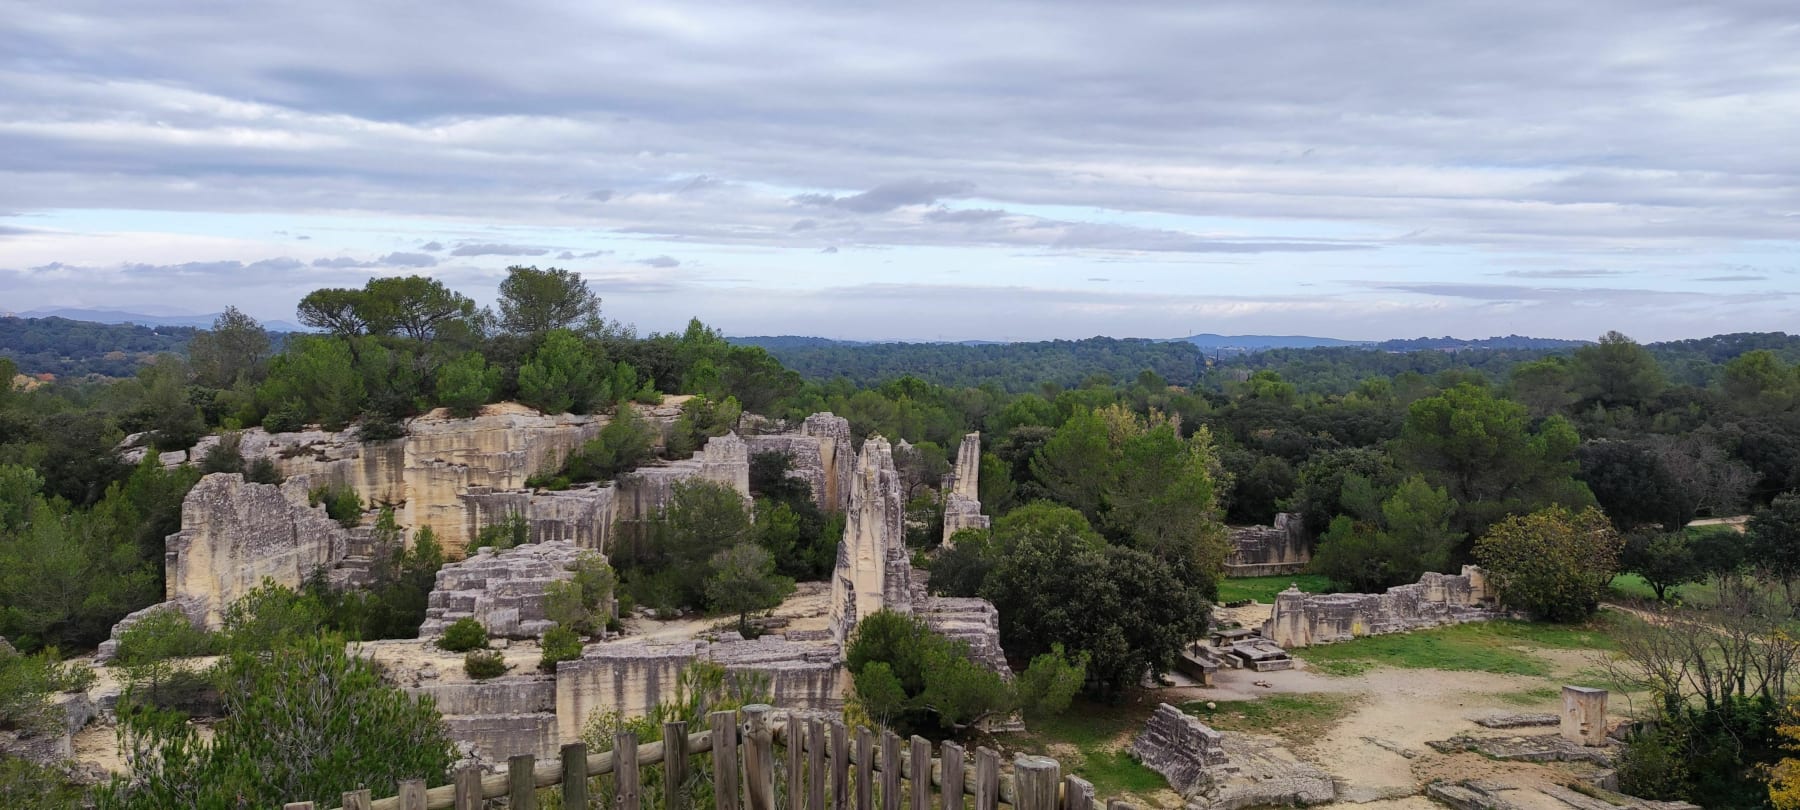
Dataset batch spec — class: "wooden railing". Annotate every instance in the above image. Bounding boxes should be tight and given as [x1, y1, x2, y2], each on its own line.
[283, 705, 1132, 810]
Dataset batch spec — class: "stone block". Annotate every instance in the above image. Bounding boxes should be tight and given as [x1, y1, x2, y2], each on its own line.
[1562, 686, 1609, 746]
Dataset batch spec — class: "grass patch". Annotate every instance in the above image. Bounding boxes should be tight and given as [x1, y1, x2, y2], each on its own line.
[1295, 617, 1622, 678]
[1495, 686, 1562, 706]
[1181, 693, 1355, 744]
[999, 701, 1167, 799]
[1216, 574, 1332, 605]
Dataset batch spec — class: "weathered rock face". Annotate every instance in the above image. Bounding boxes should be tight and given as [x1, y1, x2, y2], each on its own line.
[164, 473, 353, 629]
[744, 413, 855, 514]
[1133, 703, 1228, 795]
[1224, 513, 1309, 577]
[418, 541, 593, 640]
[1262, 566, 1500, 648]
[413, 677, 560, 763]
[830, 437, 912, 645]
[941, 432, 989, 546]
[553, 635, 844, 744]
[615, 432, 752, 524]
[1132, 704, 1333, 810]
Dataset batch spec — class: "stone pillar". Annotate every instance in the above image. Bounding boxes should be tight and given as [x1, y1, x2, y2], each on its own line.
[941, 432, 990, 548]
[1560, 686, 1608, 746]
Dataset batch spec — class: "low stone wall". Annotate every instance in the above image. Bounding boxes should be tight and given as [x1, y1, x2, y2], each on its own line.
[1262, 566, 1500, 648]
[412, 678, 560, 762]
[1224, 513, 1309, 577]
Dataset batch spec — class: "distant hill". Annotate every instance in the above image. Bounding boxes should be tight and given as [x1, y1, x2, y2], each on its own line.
[1174, 333, 1371, 351]
[0, 316, 197, 377]
[731, 335, 1203, 392]
[17, 308, 305, 333]
[1375, 335, 1592, 351]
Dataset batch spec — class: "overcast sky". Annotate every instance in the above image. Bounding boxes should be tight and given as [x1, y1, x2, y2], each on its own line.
[2, 1, 1798, 341]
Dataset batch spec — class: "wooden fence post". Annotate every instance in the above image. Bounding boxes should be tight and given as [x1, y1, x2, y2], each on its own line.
[831, 721, 849, 810]
[939, 742, 964, 810]
[1012, 756, 1058, 810]
[972, 748, 999, 810]
[808, 718, 827, 810]
[510, 754, 538, 810]
[343, 789, 374, 810]
[712, 710, 742, 810]
[744, 705, 777, 810]
[1061, 776, 1093, 810]
[618, 732, 642, 810]
[666, 720, 691, 810]
[880, 731, 902, 810]
[399, 778, 428, 810]
[854, 726, 874, 810]
[909, 736, 931, 810]
[562, 742, 590, 810]
[453, 763, 482, 810]
[788, 713, 805, 810]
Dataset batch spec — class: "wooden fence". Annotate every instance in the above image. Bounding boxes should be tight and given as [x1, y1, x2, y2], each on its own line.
[283, 705, 1131, 810]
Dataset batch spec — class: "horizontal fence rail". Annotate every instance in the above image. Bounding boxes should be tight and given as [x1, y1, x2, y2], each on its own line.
[286, 705, 1139, 810]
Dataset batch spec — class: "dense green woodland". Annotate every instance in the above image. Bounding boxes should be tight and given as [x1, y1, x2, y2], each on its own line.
[0, 317, 199, 378]
[6, 266, 1800, 806]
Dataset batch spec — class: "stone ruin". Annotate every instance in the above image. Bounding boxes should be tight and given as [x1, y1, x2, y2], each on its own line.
[418, 541, 594, 640]
[1262, 565, 1502, 648]
[1223, 512, 1309, 577]
[744, 413, 855, 514]
[1132, 703, 1334, 809]
[940, 432, 989, 546]
[1561, 686, 1608, 747]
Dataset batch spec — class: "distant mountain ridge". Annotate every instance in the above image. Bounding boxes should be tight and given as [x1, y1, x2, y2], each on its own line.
[734, 333, 1594, 353]
[15, 308, 305, 333]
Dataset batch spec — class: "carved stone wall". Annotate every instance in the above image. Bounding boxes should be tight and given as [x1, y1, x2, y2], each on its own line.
[1262, 566, 1500, 648]
[1224, 513, 1310, 577]
[1132, 703, 1228, 794]
[744, 413, 854, 514]
[163, 473, 353, 629]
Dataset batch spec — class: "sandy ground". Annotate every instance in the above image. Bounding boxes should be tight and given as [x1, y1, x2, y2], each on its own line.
[1153, 638, 1617, 807]
[619, 581, 835, 643]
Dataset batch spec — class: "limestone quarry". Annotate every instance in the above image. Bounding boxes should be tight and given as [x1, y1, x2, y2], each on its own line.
[97, 402, 1009, 767]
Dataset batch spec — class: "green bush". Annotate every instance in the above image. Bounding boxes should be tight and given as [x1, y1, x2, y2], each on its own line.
[114, 609, 219, 665]
[262, 402, 306, 434]
[539, 625, 583, 672]
[464, 649, 506, 679]
[437, 618, 487, 652]
[244, 457, 284, 485]
[468, 512, 529, 552]
[308, 483, 363, 528]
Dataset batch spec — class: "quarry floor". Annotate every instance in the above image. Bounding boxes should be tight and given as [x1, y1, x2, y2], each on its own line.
[1009, 600, 1628, 809]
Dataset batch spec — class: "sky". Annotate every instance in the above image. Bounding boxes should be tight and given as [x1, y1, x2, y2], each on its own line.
[1, 1, 1798, 342]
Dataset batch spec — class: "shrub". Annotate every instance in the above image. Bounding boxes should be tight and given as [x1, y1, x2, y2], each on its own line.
[244, 457, 284, 485]
[464, 649, 506, 679]
[198, 433, 246, 475]
[308, 483, 363, 528]
[357, 412, 407, 443]
[262, 402, 306, 434]
[469, 511, 529, 552]
[1475, 505, 1621, 622]
[113, 609, 219, 665]
[437, 618, 487, 652]
[539, 625, 583, 672]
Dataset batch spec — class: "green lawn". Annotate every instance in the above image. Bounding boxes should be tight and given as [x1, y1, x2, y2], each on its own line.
[1216, 574, 1332, 605]
[1295, 617, 1622, 677]
[1001, 701, 1168, 799]
[1180, 693, 1355, 744]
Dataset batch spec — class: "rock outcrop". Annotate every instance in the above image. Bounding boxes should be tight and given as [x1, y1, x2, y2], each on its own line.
[418, 541, 595, 640]
[163, 473, 356, 629]
[1132, 703, 1333, 809]
[1224, 513, 1309, 577]
[830, 436, 913, 645]
[1262, 566, 1500, 648]
[940, 432, 989, 546]
[744, 413, 855, 514]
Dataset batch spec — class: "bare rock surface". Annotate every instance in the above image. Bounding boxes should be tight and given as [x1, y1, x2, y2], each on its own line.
[418, 540, 592, 640]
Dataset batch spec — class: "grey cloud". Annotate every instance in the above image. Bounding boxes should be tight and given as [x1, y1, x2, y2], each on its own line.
[1498, 269, 1625, 279]
[1695, 274, 1765, 282]
[924, 207, 1008, 224]
[0, 225, 45, 236]
[587, 190, 613, 202]
[821, 246, 838, 254]
[790, 219, 818, 232]
[312, 256, 373, 268]
[796, 180, 976, 214]
[638, 255, 681, 268]
[379, 251, 438, 267]
[419, 241, 444, 251]
[450, 243, 550, 257]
